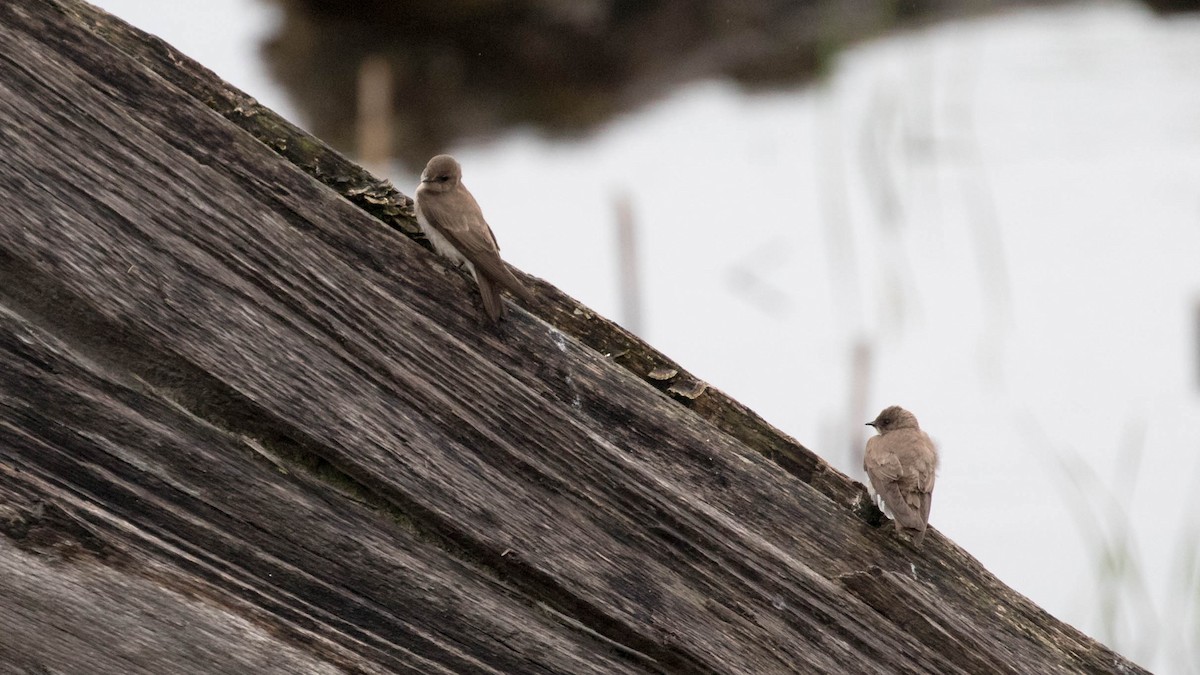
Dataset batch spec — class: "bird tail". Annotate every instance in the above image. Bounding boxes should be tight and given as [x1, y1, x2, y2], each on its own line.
[881, 483, 926, 532]
[477, 274, 505, 323]
[895, 488, 931, 546]
[498, 266, 537, 305]
[912, 526, 928, 546]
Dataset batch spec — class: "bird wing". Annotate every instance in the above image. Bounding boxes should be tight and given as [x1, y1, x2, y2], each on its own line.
[864, 435, 925, 531]
[913, 431, 937, 523]
[919, 490, 933, 525]
[419, 186, 535, 304]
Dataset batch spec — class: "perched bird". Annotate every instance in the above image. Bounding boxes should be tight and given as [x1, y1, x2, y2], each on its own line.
[864, 405, 939, 546]
[415, 154, 535, 322]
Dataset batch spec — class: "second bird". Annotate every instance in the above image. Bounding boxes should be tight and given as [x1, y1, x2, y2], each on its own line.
[864, 405, 939, 546]
[415, 154, 535, 323]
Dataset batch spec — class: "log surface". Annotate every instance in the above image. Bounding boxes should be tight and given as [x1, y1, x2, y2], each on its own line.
[0, 1, 1144, 673]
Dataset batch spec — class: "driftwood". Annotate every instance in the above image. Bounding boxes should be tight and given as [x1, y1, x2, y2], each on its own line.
[0, 1, 1144, 673]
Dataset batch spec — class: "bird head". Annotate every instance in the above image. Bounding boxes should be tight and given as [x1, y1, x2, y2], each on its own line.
[866, 405, 919, 433]
[419, 154, 462, 193]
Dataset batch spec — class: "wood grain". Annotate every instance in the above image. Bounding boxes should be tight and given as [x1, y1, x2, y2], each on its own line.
[0, 1, 1144, 672]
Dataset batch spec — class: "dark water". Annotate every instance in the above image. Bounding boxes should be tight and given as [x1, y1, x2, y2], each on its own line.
[262, 0, 1196, 169]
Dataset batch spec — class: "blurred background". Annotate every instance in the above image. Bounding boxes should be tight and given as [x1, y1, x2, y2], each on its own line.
[88, 0, 1200, 670]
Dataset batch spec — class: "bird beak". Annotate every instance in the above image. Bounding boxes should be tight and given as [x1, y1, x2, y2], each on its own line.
[865, 422, 875, 427]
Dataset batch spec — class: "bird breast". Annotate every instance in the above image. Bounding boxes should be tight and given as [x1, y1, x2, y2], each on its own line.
[416, 207, 475, 276]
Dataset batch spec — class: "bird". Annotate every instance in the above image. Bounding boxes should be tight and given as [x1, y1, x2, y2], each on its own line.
[864, 405, 939, 546]
[414, 154, 535, 323]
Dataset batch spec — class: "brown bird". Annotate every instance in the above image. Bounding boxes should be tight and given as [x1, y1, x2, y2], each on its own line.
[864, 405, 939, 546]
[415, 154, 535, 322]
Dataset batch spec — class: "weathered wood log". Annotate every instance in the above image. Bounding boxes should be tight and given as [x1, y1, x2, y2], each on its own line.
[0, 1, 1144, 672]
